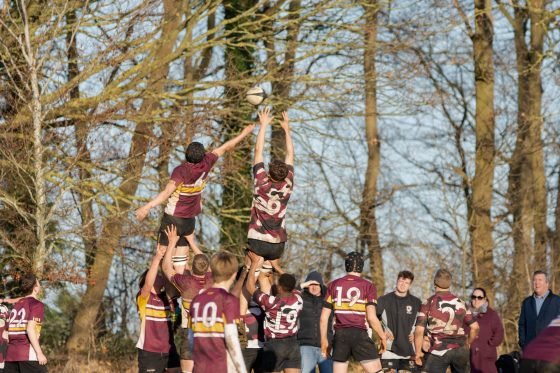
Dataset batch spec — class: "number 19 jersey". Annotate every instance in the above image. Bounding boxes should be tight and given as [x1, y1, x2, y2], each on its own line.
[190, 287, 240, 373]
[325, 274, 377, 330]
[254, 289, 303, 339]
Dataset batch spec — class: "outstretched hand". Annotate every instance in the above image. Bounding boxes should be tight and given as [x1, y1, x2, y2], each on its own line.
[164, 225, 179, 247]
[257, 107, 273, 127]
[136, 205, 150, 221]
[242, 123, 256, 135]
[279, 111, 289, 131]
[247, 251, 264, 268]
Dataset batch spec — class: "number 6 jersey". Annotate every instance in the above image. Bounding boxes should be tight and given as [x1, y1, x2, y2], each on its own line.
[324, 274, 378, 330]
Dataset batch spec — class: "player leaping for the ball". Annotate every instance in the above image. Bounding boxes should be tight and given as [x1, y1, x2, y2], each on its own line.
[320, 252, 387, 373]
[136, 124, 255, 273]
[247, 107, 294, 268]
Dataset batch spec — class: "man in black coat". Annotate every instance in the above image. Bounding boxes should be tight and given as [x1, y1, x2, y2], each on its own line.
[518, 270, 560, 349]
[298, 271, 333, 373]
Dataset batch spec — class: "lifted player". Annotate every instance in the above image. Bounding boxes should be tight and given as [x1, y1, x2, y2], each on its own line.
[247, 108, 294, 265]
[189, 252, 246, 373]
[162, 225, 212, 373]
[4, 273, 47, 373]
[377, 270, 421, 372]
[136, 246, 180, 373]
[320, 252, 387, 373]
[136, 124, 255, 271]
[246, 252, 303, 373]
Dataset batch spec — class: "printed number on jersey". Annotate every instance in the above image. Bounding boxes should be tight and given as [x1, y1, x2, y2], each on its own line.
[272, 307, 298, 332]
[9, 308, 26, 325]
[192, 302, 218, 327]
[335, 286, 361, 306]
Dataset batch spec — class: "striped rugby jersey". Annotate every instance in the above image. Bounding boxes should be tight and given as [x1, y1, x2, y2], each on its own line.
[5, 297, 44, 362]
[164, 152, 218, 218]
[324, 274, 377, 330]
[190, 287, 240, 373]
[254, 289, 303, 339]
[171, 271, 213, 328]
[0, 303, 9, 367]
[136, 291, 176, 353]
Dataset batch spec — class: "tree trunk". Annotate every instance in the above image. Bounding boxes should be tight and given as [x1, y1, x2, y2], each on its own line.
[65, 0, 182, 355]
[469, 0, 495, 301]
[361, 0, 383, 292]
[220, 0, 255, 254]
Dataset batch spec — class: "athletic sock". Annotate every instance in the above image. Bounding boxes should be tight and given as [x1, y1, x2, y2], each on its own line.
[173, 255, 188, 266]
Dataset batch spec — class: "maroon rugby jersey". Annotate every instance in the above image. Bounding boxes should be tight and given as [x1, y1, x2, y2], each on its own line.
[165, 152, 219, 218]
[522, 316, 560, 363]
[248, 162, 294, 243]
[0, 304, 9, 366]
[5, 297, 44, 362]
[254, 289, 303, 339]
[171, 271, 213, 328]
[136, 292, 176, 353]
[190, 288, 240, 373]
[325, 274, 377, 330]
[415, 291, 475, 355]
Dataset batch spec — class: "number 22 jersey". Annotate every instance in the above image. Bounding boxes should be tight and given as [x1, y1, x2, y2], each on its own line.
[190, 287, 240, 373]
[324, 274, 378, 330]
[6, 297, 44, 362]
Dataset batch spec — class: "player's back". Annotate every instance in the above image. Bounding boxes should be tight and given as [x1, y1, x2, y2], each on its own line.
[326, 274, 377, 330]
[6, 297, 44, 361]
[190, 287, 240, 373]
[172, 271, 213, 327]
[254, 289, 303, 340]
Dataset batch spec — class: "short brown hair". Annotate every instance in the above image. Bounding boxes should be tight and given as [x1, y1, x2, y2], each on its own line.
[434, 269, 452, 289]
[20, 273, 38, 296]
[269, 159, 289, 181]
[210, 251, 238, 282]
[398, 270, 414, 282]
[192, 254, 210, 276]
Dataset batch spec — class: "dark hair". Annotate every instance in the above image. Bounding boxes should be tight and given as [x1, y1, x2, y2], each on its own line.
[278, 274, 296, 293]
[472, 287, 487, 299]
[185, 142, 205, 164]
[269, 159, 289, 181]
[533, 270, 548, 281]
[398, 270, 414, 282]
[192, 254, 210, 276]
[20, 273, 38, 296]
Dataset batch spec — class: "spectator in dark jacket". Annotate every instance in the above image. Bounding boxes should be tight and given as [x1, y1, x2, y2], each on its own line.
[467, 287, 504, 373]
[518, 270, 560, 349]
[298, 271, 333, 373]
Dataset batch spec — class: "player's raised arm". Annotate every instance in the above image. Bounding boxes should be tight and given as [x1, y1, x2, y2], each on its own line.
[279, 111, 293, 166]
[212, 123, 255, 157]
[136, 180, 177, 221]
[245, 251, 264, 295]
[253, 107, 273, 165]
[140, 245, 166, 297]
[161, 225, 180, 281]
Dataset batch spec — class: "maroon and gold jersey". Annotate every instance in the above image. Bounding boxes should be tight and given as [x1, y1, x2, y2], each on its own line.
[165, 152, 219, 218]
[254, 289, 303, 339]
[171, 271, 213, 328]
[248, 162, 294, 244]
[136, 292, 176, 354]
[190, 288, 240, 373]
[522, 316, 560, 363]
[5, 297, 44, 362]
[325, 274, 377, 330]
[415, 291, 476, 355]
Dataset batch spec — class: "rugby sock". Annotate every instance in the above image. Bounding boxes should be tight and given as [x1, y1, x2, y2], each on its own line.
[172, 255, 188, 266]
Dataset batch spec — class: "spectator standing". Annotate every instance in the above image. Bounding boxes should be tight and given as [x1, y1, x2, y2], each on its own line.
[377, 270, 421, 372]
[518, 270, 560, 350]
[468, 288, 504, 373]
[298, 271, 333, 373]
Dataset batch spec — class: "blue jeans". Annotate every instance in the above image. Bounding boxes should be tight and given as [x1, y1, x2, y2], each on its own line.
[300, 345, 333, 373]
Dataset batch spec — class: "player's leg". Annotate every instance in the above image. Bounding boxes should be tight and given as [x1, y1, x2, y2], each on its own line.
[448, 346, 469, 373]
[283, 338, 302, 373]
[352, 329, 382, 373]
[331, 329, 352, 373]
[166, 343, 181, 373]
[359, 359, 383, 373]
[332, 361, 349, 373]
[178, 328, 194, 373]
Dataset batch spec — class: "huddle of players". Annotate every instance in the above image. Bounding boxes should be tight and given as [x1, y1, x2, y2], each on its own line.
[134, 106, 480, 373]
